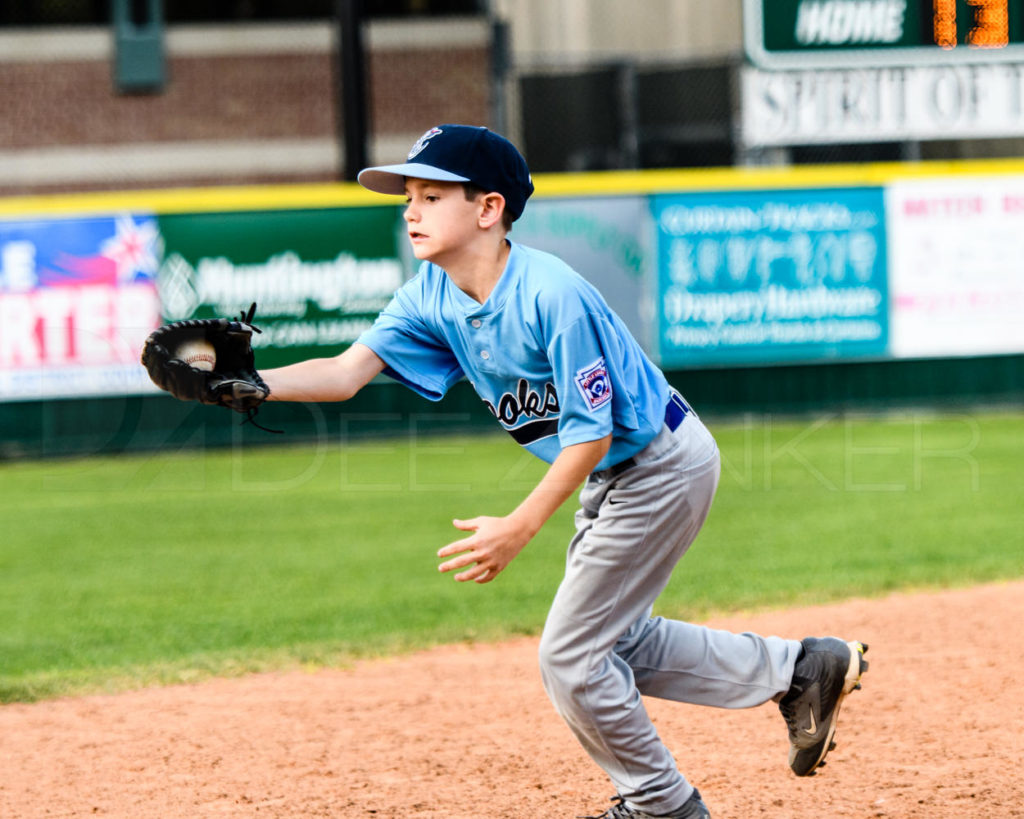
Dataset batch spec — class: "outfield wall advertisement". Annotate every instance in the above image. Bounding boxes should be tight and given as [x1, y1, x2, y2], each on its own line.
[886, 177, 1024, 359]
[0, 213, 161, 401]
[4, 166, 1024, 403]
[156, 207, 403, 370]
[654, 188, 889, 368]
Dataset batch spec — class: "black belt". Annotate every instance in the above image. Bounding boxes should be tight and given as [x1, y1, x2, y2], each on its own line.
[599, 392, 690, 479]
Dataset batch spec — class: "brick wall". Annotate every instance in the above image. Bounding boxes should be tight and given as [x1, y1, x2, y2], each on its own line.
[0, 20, 492, 196]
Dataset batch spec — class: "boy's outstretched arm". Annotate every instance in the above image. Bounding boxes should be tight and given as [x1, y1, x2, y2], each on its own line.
[262, 342, 386, 403]
[438, 434, 612, 584]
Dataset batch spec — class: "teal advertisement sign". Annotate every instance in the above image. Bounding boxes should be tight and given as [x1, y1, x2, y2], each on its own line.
[156, 206, 404, 368]
[655, 187, 889, 368]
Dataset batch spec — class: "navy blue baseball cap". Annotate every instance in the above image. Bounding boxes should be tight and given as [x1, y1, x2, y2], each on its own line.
[357, 124, 534, 220]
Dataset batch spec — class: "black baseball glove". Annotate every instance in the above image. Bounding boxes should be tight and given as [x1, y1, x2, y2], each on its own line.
[141, 303, 272, 420]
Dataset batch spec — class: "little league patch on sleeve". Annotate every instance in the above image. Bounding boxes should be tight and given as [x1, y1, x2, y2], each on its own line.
[574, 357, 612, 410]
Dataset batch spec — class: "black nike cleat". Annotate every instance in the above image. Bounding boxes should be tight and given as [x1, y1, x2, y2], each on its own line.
[779, 638, 869, 776]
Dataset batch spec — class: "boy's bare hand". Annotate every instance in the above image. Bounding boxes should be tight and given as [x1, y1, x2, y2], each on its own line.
[437, 516, 533, 584]
[436, 437, 608, 585]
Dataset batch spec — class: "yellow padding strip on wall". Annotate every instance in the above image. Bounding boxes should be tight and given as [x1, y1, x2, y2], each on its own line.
[4, 156, 1024, 218]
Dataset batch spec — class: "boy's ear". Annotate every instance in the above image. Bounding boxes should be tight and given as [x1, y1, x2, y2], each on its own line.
[477, 192, 507, 229]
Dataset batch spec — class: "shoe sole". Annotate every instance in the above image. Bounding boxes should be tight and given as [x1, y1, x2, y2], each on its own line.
[789, 640, 869, 776]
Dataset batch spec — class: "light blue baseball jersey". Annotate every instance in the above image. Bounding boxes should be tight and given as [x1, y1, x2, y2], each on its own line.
[357, 242, 671, 471]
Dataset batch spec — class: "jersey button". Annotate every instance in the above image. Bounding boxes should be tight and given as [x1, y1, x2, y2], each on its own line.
[480, 350, 491, 360]
[471, 319, 482, 328]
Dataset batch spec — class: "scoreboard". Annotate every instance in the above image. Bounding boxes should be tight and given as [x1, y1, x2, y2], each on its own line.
[745, 0, 1024, 68]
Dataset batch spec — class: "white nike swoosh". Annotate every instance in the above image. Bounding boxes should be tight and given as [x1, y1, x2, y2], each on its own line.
[805, 709, 818, 736]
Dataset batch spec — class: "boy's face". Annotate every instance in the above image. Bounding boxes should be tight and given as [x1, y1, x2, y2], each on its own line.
[403, 178, 485, 264]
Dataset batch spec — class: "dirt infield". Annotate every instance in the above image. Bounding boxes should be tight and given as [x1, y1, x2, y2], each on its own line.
[2, 581, 1022, 818]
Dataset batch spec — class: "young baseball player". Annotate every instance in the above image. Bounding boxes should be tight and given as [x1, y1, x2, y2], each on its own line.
[260, 125, 868, 818]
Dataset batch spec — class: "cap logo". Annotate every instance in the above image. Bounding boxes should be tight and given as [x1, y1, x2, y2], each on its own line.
[407, 127, 443, 160]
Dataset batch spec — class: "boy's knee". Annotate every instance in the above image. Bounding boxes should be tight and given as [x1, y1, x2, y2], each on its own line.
[537, 630, 565, 678]
[538, 630, 596, 710]
[539, 631, 579, 689]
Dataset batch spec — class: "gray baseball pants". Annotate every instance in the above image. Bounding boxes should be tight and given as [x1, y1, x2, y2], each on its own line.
[538, 405, 801, 815]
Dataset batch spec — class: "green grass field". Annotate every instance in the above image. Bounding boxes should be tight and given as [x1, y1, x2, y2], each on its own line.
[1, 409, 1021, 703]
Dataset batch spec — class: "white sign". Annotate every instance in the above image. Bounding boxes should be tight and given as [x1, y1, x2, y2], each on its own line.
[742, 62, 1024, 146]
[886, 176, 1024, 358]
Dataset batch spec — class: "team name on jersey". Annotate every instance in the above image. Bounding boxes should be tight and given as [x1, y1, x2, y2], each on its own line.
[484, 378, 559, 426]
[483, 378, 561, 445]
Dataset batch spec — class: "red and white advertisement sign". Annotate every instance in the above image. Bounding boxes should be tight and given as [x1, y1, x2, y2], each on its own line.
[0, 214, 162, 401]
[886, 177, 1024, 359]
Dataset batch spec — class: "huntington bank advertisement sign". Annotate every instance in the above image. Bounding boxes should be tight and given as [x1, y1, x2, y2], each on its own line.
[654, 188, 888, 368]
[155, 206, 402, 370]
